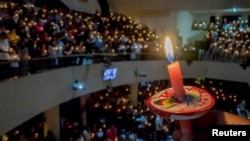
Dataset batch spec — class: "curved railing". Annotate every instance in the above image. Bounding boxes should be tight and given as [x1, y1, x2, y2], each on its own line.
[0, 52, 165, 81]
[1, 50, 248, 81]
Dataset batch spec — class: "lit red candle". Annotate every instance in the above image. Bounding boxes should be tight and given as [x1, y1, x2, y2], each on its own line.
[165, 37, 185, 98]
[164, 37, 193, 136]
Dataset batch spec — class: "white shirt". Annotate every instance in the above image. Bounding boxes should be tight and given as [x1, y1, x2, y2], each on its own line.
[57, 41, 64, 56]
[97, 131, 104, 138]
[10, 53, 20, 68]
[237, 100, 246, 110]
[136, 115, 147, 128]
[82, 130, 91, 140]
[128, 133, 136, 141]
[132, 42, 142, 54]
[155, 115, 163, 131]
[49, 45, 58, 57]
[0, 38, 10, 60]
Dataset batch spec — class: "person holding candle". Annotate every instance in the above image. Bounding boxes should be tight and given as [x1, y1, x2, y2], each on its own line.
[105, 124, 118, 141]
[48, 38, 59, 68]
[172, 110, 250, 141]
[9, 47, 20, 76]
[7, 28, 20, 50]
[0, 31, 12, 79]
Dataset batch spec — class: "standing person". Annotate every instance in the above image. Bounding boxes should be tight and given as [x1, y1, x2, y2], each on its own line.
[18, 134, 28, 141]
[62, 40, 74, 66]
[26, 39, 40, 73]
[135, 113, 148, 139]
[44, 130, 57, 141]
[75, 132, 85, 141]
[155, 115, 164, 141]
[0, 31, 12, 79]
[48, 39, 59, 68]
[127, 131, 136, 141]
[105, 124, 117, 141]
[9, 48, 20, 76]
[82, 128, 92, 141]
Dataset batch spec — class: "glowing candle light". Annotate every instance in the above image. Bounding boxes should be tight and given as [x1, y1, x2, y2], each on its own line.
[164, 37, 185, 98]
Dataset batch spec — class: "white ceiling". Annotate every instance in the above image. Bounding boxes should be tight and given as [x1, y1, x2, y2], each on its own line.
[108, 0, 250, 16]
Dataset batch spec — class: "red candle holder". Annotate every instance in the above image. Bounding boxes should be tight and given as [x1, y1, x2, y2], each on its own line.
[147, 86, 215, 120]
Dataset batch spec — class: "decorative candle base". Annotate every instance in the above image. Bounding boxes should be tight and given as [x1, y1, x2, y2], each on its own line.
[147, 85, 215, 128]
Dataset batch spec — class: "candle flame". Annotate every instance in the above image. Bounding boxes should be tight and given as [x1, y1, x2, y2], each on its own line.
[164, 37, 174, 63]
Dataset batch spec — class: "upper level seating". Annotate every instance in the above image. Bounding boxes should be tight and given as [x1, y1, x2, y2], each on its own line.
[1, 1, 250, 81]
[200, 16, 250, 68]
[0, 1, 164, 80]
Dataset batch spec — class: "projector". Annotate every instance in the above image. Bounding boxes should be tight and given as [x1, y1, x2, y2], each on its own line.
[72, 80, 85, 90]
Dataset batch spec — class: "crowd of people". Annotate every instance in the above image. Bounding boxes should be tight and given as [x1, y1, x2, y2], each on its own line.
[70, 83, 177, 141]
[1, 1, 250, 80]
[202, 16, 250, 68]
[2, 1, 250, 141]
[0, 1, 161, 80]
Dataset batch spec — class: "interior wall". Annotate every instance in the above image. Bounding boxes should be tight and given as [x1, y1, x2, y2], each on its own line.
[111, 10, 209, 48]
[120, 11, 208, 48]
[191, 13, 211, 44]
[60, 0, 101, 14]
[133, 12, 178, 47]
[176, 11, 194, 46]
[175, 11, 213, 47]
[108, 0, 241, 13]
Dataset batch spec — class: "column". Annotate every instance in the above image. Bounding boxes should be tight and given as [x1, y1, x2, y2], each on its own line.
[80, 94, 90, 127]
[129, 83, 139, 107]
[44, 105, 60, 141]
